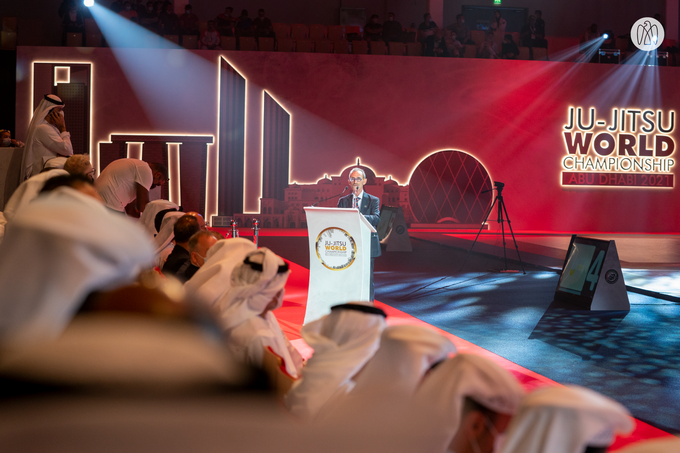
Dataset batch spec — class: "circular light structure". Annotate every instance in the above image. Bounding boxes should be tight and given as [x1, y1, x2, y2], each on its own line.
[84, 0, 94, 6]
[602, 33, 609, 39]
[631, 17, 664, 51]
[408, 150, 492, 225]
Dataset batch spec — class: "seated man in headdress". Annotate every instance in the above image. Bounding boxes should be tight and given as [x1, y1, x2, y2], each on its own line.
[3, 154, 94, 223]
[406, 353, 525, 453]
[0, 184, 153, 342]
[284, 302, 387, 420]
[217, 248, 303, 379]
[500, 385, 633, 453]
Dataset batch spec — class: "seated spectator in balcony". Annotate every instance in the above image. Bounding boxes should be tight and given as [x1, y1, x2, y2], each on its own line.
[479, 31, 499, 59]
[200, 21, 222, 50]
[382, 12, 402, 43]
[490, 10, 506, 35]
[253, 9, 274, 39]
[178, 4, 199, 37]
[58, 0, 71, 19]
[235, 9, 253, 37]
[153, 0, 163, 16]
[520, 15, 536, 47]
[443, 29, 462, 57]
[489, 10, 505, 50]
[163, 214, 201, 282]
[216, 6, 236, 37]
[0, 129, 24, 148]
[132, 0, 145, 13]
[433, 29, 447, 56]
[61, 1, 85, 46]
[501, 33, 519, 59]
[534, 10, 547, 48]
[159, 3, 178, 35]
[138, 1, 160, 33]
[364, 15, 383, 42]
[418, 13, 438, 56]
[447, 14, 474, 45]
[119, 2, 138, 22]
[110, 0, 124, 13]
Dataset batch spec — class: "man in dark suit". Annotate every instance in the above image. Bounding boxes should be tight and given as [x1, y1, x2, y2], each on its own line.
[337, 167, 381, 302]
[162, 214, 200, 282]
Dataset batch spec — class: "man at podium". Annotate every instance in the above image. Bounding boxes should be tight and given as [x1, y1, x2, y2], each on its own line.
[337, 168, 381, 301]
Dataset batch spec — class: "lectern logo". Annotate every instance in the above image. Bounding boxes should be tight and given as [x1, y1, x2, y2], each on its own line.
[315, 227, 357, 271]
[631, 17, 664, 51]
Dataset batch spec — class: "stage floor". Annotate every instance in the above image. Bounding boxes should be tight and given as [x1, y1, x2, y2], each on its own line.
[240, 228, 680, 447]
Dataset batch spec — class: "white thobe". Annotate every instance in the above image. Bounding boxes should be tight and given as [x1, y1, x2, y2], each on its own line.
[28, 123, 73, 177]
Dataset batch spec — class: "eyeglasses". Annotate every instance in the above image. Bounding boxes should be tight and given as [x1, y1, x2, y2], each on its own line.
[349, 177, 363, 182]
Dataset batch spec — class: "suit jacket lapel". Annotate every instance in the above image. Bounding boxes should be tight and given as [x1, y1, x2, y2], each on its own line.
[360, 193, 368, 213]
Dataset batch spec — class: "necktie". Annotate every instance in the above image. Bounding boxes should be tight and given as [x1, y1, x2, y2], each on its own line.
[353, 196, 359, 209]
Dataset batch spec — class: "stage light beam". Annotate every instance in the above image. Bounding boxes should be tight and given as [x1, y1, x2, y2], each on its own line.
[84, 0, 94, 7]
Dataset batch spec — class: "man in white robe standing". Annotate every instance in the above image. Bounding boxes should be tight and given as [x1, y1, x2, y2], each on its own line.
[20, 94, 74, 180]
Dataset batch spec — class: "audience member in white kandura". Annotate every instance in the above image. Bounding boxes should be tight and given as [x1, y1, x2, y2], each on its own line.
[0, 154, 95, 244]
[217, 248, 303, 378]
[284, 303, 387, 421]
[153, 211, 185, 267]
[327, 324, 456, 424]
[20, 94, 74, 180]
[95, 158, 168, 217]
[184, 237, 257, 310]
[499, 385, 633, 453]
[0, 186, 153, 342]
[139, 199, 179, 237]
[405, 353, 525, 453]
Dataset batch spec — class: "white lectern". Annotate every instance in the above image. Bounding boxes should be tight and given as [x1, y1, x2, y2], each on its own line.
[303, 207, 376, 324]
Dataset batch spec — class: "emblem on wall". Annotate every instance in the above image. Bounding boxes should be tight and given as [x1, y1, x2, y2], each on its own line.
[631, 17, 664, 51]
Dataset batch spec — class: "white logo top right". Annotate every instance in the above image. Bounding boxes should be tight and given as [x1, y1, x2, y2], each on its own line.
[631, 17, 664, 51]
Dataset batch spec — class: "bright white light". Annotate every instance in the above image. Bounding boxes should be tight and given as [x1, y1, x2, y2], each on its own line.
[603, 33, 609, 39]
[84, 0, 94, 6]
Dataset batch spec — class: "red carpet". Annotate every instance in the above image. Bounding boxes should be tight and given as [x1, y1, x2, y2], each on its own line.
[273, 259, 676, 450]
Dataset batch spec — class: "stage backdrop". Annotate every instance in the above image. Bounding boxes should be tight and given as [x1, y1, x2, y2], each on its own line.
[15, 46, 680, 233]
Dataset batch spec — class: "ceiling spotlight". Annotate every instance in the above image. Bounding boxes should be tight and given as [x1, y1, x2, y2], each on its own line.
[84, 0, 94, 6]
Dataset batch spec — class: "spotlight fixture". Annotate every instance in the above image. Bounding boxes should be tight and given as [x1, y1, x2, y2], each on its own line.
[602, 33, 609, 39]
[84, 0, 94, 7]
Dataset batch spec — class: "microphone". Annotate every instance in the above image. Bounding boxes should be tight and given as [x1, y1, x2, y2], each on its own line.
[312, 186, 348, 207]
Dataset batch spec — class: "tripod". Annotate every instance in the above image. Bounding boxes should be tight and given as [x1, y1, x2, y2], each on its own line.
[460, 181, 526, 274]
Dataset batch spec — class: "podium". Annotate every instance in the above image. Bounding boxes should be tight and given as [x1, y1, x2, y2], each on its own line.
[303, 207, 376, 324]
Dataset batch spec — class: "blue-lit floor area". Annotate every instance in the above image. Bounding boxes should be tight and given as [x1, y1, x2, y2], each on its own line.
[374, 239, 680, 435]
